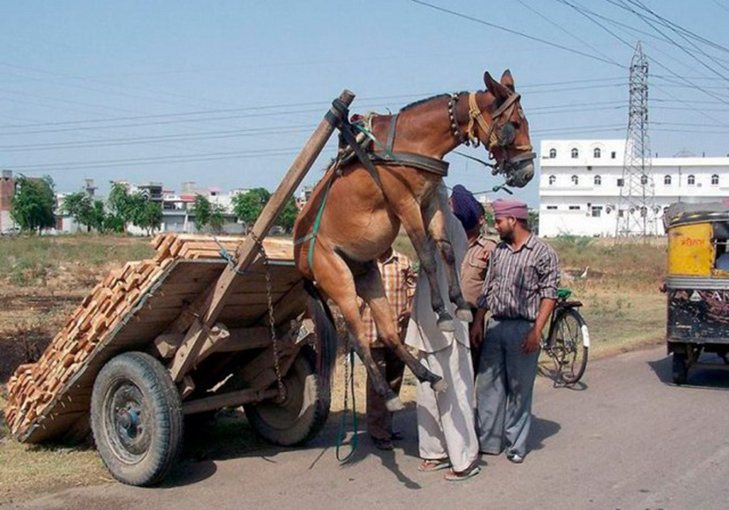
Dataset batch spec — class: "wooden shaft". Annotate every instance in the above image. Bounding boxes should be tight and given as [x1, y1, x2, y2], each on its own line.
[168, 90, 355, 382]
[182, 387, 281, 415]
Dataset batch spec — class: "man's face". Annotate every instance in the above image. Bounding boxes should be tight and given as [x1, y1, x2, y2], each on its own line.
[494, 216, 516, 242]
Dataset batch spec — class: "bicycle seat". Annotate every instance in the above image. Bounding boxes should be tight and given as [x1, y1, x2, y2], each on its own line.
[557, 288, 572, 300]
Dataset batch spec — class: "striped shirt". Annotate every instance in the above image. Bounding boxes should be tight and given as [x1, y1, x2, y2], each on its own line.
[479, 234, 560, 321]
[360, 251, 417, 347]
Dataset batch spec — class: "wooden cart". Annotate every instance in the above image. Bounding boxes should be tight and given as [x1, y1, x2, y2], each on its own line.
[5, 91, 354, 486]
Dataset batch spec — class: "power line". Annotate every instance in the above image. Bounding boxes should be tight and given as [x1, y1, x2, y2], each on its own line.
[409, 0, 625, 68]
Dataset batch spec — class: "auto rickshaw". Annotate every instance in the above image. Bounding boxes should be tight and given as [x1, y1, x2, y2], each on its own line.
[663, 202, 729, 384]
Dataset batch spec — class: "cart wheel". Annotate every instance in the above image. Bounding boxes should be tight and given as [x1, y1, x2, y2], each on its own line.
[91, 352, 183, 486]
[672, 352, 688, 385]
[244, 346, 328, 446]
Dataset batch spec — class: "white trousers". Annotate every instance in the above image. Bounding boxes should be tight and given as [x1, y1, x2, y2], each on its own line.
[415, 341, 479, 472]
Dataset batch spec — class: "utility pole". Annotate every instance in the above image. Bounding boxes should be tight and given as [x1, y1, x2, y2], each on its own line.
[616, 42, 657, 239]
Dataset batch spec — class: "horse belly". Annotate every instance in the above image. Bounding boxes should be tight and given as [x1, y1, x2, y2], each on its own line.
[325, 207, 400, 262]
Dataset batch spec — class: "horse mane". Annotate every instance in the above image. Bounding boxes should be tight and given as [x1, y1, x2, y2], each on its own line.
[400, 93, 454, 112]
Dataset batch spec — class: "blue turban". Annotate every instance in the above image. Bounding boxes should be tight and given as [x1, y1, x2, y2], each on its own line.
[450, 185, 483, 231]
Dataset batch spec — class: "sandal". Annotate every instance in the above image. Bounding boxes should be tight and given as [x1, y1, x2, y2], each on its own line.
[444, 463, 481, 482]
[418, 458, 451, 472]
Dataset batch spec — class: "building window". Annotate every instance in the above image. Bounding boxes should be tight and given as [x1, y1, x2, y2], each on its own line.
[591, 206, 603, 218]
[571, 148, 579, 159]
[712, 174, 719, 185]
[594, 175, 602, 186]
[617, 178, 624, 187]
[569, 205, 581, 210]
[688, 174, 696, 185]
[549, 175, 556, 185]
[611, 151, 617, 159]
[618, 209, 625, 218]
[640, 206, 647, 217]
[594, 148, 601, 159]
[664, 175, 672, 185]
[549, 148, 557, 158]
[641, 175, 648, 185]
[571, 175, 579, 185]
[546, 205, 558, 210]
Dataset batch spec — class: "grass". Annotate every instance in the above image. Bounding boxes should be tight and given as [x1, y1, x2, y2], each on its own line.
[0, 233, 669, 503]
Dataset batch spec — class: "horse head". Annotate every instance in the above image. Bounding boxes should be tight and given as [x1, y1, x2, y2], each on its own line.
[469, 70, 535, 188]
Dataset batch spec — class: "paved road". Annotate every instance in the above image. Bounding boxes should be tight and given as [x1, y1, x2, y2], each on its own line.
[4, 346, 729, 510]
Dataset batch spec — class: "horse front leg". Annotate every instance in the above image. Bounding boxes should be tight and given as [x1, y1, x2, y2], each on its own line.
[422, 189, 473, 323]
[356, 263, 446, 392]
[395, 197, 457, 332]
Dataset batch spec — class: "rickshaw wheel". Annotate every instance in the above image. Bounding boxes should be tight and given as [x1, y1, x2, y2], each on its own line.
[244, 346, 328, 446]
[672, 352, 688, 385]
[91, 352, 183, 486]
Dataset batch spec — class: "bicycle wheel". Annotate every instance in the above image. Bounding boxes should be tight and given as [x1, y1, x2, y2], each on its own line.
[550, 308, 589, 385]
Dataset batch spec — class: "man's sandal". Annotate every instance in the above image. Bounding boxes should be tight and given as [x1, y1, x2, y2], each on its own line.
[444, 464, 481, 482]
[418, 458, 451, 472]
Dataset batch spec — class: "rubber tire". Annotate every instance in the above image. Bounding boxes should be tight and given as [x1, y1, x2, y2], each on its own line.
[244, 346, 328, 446]
[672, 352, 688, 385]
[90, 352, 183, 487]
[554, 308, 589, 385]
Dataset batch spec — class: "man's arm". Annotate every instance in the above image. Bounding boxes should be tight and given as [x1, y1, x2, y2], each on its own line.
[523, 247, 561, 353]
[522, 298, 556, 353]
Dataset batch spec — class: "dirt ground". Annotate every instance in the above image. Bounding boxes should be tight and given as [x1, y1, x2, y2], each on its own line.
[0, 234, 668, 503]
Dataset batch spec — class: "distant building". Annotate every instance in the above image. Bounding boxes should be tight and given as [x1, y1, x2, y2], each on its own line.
[539, 139, 729, 237]
[0, 170, 16, 233]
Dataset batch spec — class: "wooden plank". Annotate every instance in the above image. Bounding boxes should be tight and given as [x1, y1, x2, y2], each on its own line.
[167, 90, 354, 382]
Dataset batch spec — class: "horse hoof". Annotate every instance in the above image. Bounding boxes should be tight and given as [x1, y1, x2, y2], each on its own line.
[431, 378, 448, 392]
[456, 308, 473, 323]
[437, 318, 455, 333]
[386, 397, 404, 412]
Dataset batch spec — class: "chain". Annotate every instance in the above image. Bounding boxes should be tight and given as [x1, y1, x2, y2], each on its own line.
[251, 232, 285, 398]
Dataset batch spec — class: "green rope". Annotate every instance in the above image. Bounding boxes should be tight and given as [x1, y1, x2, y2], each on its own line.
[335, 349, 358, 462]
[352, 123, 397, 160]
[293, 174, 334, 271]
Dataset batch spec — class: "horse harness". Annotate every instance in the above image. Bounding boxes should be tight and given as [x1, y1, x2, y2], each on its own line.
[448, 91, 535, 170]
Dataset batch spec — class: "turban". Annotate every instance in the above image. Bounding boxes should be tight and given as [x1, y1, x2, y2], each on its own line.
[450, 185, 484, 231]
[492, 198, 529, 220]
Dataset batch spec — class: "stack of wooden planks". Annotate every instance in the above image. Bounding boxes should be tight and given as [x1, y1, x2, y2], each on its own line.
[4, 233, 294, 439]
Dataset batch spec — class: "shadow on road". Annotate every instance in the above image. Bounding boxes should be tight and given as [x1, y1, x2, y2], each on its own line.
[529, 416, 561, 453]
[648, 354, 729, 390]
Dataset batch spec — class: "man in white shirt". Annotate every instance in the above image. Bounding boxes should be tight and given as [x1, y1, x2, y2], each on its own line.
[405, 188, 480, 481]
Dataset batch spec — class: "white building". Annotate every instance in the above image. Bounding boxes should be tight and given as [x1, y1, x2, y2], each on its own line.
[539, 139, 729, 237]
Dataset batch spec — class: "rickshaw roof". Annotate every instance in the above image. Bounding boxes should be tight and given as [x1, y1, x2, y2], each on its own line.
[664, 202, 729, 229]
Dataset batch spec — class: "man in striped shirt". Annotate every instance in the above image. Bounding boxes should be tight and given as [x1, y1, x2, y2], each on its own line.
[360, 247, 416, 450]
[471, 199, 560, 463]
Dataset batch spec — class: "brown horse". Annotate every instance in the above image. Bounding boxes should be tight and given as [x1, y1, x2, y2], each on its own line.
[293, 70, 534, 410]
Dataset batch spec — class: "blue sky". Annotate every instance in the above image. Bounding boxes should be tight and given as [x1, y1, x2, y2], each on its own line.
[1, 0, 727, 206]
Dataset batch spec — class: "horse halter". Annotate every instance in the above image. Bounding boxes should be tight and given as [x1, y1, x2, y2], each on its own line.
[447, 91, 534, 167]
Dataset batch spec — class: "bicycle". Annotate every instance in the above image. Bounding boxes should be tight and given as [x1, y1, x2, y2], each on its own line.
[540, 288, 590, 385]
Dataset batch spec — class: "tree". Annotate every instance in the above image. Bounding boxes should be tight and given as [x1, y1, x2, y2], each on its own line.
[209, 204, 226, 233]
[135, 200, 163, 236]
[232, 188, 270, 231]
[91, 200, 107, 232]
[529, 210, 539, 236]
[62, 192, 95, 232]
[277, 197, 299, 233]
[107, 182, 135, 233]
[191, 194, 212, 231]
[11, 175, 56, 233]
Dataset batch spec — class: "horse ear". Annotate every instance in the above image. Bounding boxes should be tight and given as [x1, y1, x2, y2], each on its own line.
[484, 71, 510, 98]
[500, 69, 515, 92]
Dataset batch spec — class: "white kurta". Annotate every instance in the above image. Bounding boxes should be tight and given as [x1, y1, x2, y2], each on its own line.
[404, 205, 478, 472]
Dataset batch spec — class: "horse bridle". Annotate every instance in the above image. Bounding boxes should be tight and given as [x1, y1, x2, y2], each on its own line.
[448, 91, 535, 170]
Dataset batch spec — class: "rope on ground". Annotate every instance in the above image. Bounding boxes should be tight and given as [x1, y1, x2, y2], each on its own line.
[335, 348, 359, 462]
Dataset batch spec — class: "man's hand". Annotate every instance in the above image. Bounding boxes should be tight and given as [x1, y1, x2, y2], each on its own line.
[470, 320, 484, 349]
[522, 327, 542, 354]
